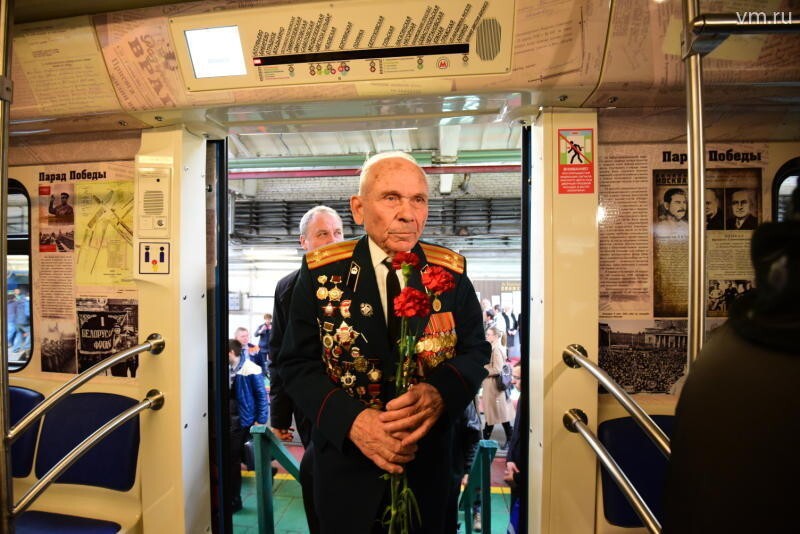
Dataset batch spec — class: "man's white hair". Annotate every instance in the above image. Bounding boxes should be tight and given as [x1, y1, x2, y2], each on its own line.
[357, 151, 426, 195]
[298, 205, 342, 237]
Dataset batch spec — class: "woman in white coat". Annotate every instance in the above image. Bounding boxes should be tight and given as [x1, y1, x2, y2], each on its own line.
[481, 326, 515, 446]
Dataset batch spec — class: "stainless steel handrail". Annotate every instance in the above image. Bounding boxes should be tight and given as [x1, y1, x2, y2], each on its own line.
[7, 333, 165, 443]
[563, 409, 661, 534]
[10, 389, 165, 518]
[692, 13, 800, 35]
[563, 344, 670, 458]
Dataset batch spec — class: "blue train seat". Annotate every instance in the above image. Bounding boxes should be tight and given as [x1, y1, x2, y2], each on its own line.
[9, 386, 44, 478]
[12, 392, 142, 534]
[597, 415, 674, 527]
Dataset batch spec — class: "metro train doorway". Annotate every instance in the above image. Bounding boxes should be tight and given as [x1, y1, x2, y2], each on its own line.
[211, 98, 529, 534]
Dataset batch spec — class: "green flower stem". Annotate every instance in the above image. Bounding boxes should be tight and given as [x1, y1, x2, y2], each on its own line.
[384, 261, 424, 533]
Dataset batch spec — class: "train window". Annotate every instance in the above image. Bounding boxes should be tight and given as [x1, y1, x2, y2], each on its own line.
[772, 157, 800, 222]
[7, 179, 33, 372]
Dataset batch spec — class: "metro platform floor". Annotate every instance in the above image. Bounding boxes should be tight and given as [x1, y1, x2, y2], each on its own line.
[233, 443, 512, 534]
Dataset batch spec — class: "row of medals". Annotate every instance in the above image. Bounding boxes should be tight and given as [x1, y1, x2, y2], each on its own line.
[316, 274, 384, 406]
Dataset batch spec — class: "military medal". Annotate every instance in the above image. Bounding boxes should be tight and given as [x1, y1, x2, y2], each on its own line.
[346, 261, 360, 291]
[336, 322, 355, 346]
[323, 303, 336, 316]
[340, 299, 352, 318]
[367, 366, 382, 382]
[353, 355, 368, 373]
[317, 275, 328, 284]
[432, 297, 441, 312]
[360, 303, 374, 317]
[323, 321, 334, 332]
[316, 286, 329, 300]
[322, 334, 334, 349]
[341, 370, 356, 387]
[327, 275, 343, 302]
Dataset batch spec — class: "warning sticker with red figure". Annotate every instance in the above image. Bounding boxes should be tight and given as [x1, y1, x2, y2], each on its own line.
[558, 129, 594, 194]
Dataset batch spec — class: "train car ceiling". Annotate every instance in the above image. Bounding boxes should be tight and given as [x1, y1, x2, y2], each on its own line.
[8, 0, 799, 157]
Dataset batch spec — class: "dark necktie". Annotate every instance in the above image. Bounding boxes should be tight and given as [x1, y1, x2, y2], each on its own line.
[383, 259, 401, 344]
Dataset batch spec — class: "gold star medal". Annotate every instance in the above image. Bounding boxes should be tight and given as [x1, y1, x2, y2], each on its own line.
[328, 285, 343, 302]
[328, 276, 343, 301]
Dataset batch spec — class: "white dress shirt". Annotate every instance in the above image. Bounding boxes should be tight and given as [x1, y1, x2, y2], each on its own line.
[367, 238, 407, 325]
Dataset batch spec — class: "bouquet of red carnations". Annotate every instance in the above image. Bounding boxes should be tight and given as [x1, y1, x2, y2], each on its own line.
[382, 251, 455, 534]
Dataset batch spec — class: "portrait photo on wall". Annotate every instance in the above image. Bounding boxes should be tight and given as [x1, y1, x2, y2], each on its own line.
[726, 187, 760, 230]
[38, 184, 75, 225]
[704, 187, 725, 230]
[653, 175, 689, 239]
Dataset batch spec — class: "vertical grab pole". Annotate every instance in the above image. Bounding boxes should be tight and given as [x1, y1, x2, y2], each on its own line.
[0, 1, 14, 532]
[682, 0, 707, 366]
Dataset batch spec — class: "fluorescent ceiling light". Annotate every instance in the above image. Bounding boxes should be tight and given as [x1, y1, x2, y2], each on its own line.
[185, 26, 247, 78]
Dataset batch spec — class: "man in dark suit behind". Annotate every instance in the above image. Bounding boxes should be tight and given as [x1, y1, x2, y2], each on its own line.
[269, 205, 344, 534]
[279, 151, 490, 533]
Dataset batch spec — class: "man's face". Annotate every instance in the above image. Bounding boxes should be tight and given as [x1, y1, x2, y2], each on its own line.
[665, 193, 687, 221]
[705, 190, 719, 218]
[60, 194, 69, 205]
[235, 330, 249, 345]
[300, 212, 344, 252]
[731, 191, 751, 218]
[350, 158, 429, 256]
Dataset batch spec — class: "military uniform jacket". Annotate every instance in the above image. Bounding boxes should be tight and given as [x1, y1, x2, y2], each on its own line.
[280, 236, 490, 533]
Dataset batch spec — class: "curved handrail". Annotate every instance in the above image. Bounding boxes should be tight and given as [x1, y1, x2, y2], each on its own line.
[7, 333, 165, 444]
[562, 344, 670, 458]
[563, 409, 661, 534]
[10, 389, 164, 518]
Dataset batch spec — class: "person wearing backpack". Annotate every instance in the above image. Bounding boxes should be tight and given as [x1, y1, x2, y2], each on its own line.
[481, 326, 515, 447]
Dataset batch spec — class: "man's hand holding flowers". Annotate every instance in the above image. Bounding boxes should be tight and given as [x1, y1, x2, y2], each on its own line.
[381, 382, 444, 446]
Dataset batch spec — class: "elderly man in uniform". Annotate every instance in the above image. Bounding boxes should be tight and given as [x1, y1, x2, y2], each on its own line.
[280, 151, 490, 533]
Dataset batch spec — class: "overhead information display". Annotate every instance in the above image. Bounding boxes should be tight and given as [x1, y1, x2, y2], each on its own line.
[169, 0, 514, 91]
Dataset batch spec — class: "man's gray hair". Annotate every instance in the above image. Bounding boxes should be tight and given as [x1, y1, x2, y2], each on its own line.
[358, 151, 426, 195]
[299, 205, 342, 237]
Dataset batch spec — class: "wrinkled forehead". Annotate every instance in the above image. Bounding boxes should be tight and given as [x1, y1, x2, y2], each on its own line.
[364, 158, 428, 193]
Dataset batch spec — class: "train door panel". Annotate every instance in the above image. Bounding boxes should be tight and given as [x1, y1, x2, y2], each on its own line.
[5, 126, 211, 534]
[529, 108, 600, 534]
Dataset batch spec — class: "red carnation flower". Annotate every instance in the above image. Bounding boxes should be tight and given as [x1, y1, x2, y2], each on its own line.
[391, 251, 420, 270]
[393, 287, 431, 318]
[421, 266, 455, 295]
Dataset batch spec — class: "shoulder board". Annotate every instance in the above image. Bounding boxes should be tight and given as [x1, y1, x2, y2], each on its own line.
[421, 242, 464, 274]
[306, 239, 358, 269]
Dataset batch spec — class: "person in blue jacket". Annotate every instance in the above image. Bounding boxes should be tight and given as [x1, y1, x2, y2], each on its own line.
[228, 338, 269, 512]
